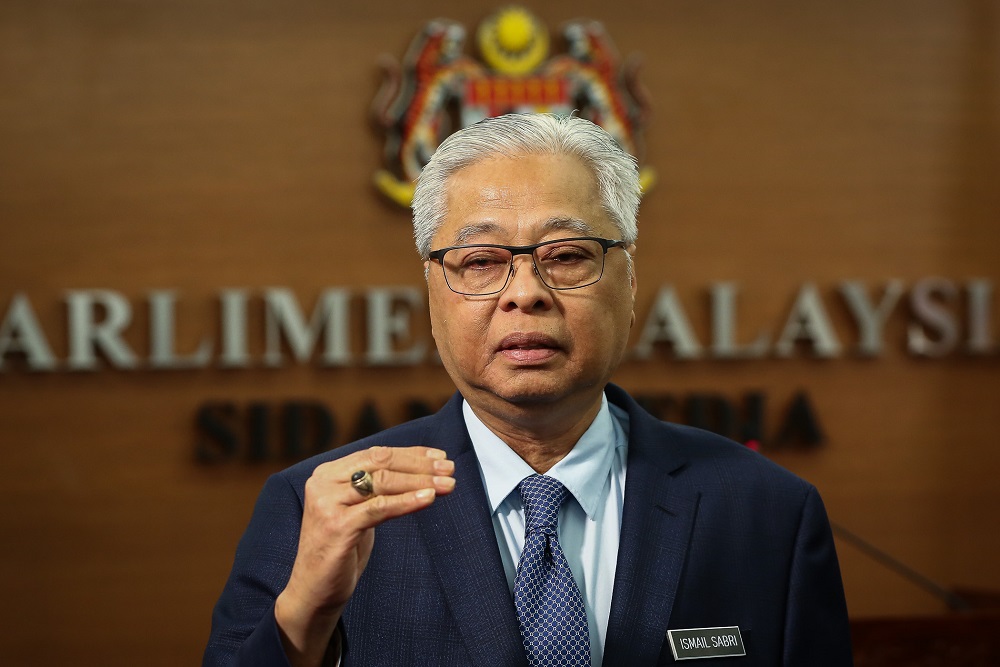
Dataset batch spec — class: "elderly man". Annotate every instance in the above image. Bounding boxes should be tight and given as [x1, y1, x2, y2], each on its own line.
[204, 114, 852, 666]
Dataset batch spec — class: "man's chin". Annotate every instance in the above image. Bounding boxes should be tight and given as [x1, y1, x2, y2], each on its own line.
[469, 375, 588, 408]
[497, 389, 562, 406]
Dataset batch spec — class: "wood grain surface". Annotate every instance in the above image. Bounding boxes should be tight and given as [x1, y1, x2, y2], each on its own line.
[1, 1, 998, 664]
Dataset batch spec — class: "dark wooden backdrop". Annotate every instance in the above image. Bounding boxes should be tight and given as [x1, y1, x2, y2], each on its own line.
[1, 1, 997, 664]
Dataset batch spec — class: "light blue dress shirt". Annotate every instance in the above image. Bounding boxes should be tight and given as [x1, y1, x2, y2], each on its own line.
[462, 393, 629, 667]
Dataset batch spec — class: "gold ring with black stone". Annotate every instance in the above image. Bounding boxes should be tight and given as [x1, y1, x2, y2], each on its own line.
[350, 470, 374, 497]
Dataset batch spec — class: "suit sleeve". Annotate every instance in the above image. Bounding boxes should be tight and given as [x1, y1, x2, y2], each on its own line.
[203, 473, 302, 667]
[782, 486, 853, 666]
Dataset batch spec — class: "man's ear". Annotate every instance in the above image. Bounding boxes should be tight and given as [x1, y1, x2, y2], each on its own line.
[424, 261, 436, 339]
[627, 244, 638, 294]
[627, 244, 637, 327]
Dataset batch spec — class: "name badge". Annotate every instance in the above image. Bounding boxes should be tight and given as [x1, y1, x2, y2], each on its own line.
[667, 626, 746, 660]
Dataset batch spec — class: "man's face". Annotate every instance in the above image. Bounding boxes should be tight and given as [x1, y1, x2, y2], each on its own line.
[426, 152, 637, 415]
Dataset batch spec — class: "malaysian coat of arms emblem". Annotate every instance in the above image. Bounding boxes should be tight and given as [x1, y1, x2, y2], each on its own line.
[371, 6, 655, 207]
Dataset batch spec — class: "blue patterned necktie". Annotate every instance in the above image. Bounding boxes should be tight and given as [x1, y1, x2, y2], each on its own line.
[513, 474, 592, 666]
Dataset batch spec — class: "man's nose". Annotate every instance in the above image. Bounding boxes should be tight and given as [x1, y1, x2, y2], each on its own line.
[499, 255, 553, 311]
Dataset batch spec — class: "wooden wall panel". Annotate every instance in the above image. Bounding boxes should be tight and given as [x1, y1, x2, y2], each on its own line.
[1, 1, 997, 664]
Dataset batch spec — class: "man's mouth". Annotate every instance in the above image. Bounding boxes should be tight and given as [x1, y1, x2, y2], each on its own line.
[496, 333, 562, 363]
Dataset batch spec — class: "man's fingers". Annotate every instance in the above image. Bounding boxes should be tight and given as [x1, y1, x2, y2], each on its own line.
[368, 468, 456, 497]
[310, 469, 455, 511]
[305, 444, 456, 517]
[314, 446, 454, 484]
[351, 488, 439, 525]
[359, 445, 449, 473]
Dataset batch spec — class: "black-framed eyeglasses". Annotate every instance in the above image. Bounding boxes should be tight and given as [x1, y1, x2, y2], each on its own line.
[427, 236, 627, 296]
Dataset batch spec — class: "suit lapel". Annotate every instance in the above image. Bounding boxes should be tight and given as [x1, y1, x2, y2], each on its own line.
[413, 395, 528, 667]
[603, 386, 700, 667]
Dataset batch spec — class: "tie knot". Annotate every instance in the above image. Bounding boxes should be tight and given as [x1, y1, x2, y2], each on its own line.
[518, 474, 569, 532]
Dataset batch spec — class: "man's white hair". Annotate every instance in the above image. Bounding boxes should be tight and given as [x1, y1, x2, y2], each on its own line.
[411, 113, 640, 259]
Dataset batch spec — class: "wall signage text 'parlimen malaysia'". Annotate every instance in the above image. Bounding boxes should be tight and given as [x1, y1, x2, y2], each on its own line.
[1, 278, 994, 372]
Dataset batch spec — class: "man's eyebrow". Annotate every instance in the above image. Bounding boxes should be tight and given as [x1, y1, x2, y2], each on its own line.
[540, 217, 596, 236]
[453, 222, 505, 245]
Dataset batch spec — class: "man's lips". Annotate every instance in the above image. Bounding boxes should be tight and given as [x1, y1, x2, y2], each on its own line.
[496, 333, 562, 364]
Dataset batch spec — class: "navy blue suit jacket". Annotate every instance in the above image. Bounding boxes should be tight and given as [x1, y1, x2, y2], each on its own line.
[204, 385, 852, 666]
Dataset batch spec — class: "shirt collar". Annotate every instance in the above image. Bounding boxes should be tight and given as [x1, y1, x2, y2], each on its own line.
[463, 393, 619, 519]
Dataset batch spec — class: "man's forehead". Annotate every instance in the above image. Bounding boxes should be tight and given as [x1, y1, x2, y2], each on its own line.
[433, 152, 612, 246]
[451, 217, 597, 245]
